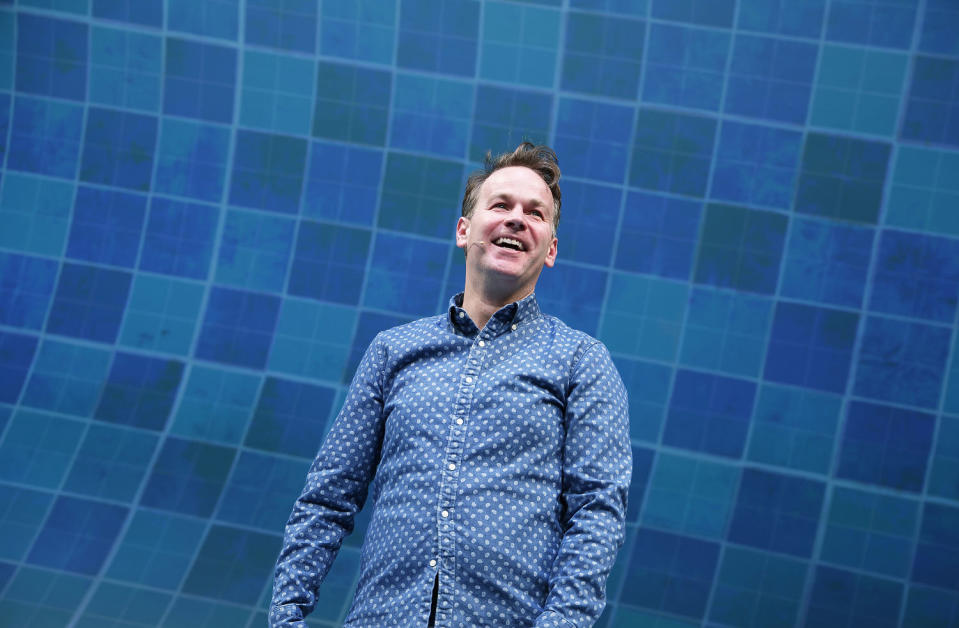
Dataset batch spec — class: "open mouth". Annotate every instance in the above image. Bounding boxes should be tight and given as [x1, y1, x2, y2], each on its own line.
[492, 237, 525, 252]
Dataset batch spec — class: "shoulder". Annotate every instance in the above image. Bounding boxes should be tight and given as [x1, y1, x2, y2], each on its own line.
[537, 313, 605, 362]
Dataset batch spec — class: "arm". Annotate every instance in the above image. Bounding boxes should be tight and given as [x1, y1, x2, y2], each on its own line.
[269, 335, 388, 627]
[536, 342, 632, 628]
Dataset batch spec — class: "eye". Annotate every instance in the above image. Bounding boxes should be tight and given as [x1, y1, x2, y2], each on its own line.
[528, 208, 544, 219]
[492, 202, 507, 210]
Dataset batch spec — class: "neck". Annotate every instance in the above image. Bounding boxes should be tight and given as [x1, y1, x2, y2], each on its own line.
[461, 284, 531, 330]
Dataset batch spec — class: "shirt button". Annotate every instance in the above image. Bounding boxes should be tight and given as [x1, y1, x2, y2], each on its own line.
[456, 418, 463, 425]
[430, 559, 437, 567]
[448, 463, 456, 471]
[465, 376, 473, 383]
[458, 311, 465, 318]
[478, 340, 485, 347]
[511, 324, 517, 331]
[441, 510, 449, 518]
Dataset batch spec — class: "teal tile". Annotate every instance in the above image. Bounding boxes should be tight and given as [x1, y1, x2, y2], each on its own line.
[601, 273, 688, 362]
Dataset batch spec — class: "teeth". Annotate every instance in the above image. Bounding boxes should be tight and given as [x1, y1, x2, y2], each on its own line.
[494, 237, 524, 251]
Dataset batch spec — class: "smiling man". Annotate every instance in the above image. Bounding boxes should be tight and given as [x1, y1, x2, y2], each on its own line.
[271, 143, 631, 628]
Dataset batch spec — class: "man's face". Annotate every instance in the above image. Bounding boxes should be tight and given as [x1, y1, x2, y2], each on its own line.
[455, 166, 558, 297]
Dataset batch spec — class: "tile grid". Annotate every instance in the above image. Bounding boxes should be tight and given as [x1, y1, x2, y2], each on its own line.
[1, 0, 958, 626]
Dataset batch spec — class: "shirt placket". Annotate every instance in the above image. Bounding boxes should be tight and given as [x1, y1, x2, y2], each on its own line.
[433, 322, 499, 627]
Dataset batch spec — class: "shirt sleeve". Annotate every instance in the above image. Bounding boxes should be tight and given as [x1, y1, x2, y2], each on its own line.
[535, 341, 632, 628]
[269, 335, 388, 626]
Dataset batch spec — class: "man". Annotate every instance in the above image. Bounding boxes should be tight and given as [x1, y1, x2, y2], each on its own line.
[271, 143, 631, 627]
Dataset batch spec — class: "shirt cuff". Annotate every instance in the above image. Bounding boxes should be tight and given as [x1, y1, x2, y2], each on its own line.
[269, 604, 306, 627]
[534, 609, 577, 628]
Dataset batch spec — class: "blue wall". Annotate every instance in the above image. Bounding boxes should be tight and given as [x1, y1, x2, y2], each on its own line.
[1, 0, 958, 626]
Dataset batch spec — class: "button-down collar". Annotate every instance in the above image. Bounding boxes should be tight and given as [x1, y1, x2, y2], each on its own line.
[447, 291, 542, 336]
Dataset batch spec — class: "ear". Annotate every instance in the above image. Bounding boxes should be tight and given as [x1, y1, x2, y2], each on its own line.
[455, 216, 470, 250]
[543, 236, 558, 268]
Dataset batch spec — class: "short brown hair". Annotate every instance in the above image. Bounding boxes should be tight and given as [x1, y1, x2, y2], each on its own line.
[461, 142, 562, 233]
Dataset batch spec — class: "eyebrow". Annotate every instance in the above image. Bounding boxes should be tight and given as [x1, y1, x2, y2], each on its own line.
[489, 193, 548, 209]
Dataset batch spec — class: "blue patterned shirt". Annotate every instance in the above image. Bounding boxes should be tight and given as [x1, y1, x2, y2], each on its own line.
[271, 293, 631, 627]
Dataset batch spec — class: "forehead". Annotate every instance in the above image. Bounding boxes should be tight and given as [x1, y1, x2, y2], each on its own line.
[478, 166, 552, 208]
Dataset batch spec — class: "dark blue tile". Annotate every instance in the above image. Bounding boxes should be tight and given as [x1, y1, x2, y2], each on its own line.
[470, 84, 553, 162]
[95, 352, 185, 431]
[558, 180, 621, 266]
[16, 13, 87, 100]
[26, 495, 127, 575]
[140, 437, 236, 517]
[615, 192, 701, 280]
[710, 121, 802, 209]
[312, 61, 391, 146]
[562, 11, 645, 99]
[838, 401, 935, 492]
[620, 528, 720, 619]
[854, 316, 950, 409]
[725, 34, 818, 124]
[7, 95, 84, 178]
[913, 502, 959, 590]
[93, 0, 162, 26]
[869, 229, 959, 322]
[920, 0, 959, 56]
[663, 369, 756, 458]
[397, 0, 479, 76]
[229, 129, 307, 214]
[780, 217, 874, 308]
[795, 132, 891, 224]
[651, 0, 734, 27]
[535, 262, 607, 336]
[0, 331, 38, 404]
[694, 204, 788, 294]
[139, 197, 219, 279]
[46, 263, 132, 343]
[737, 0, 826, 37]
[0, 252, 58, 330]
[378, 152, 464, 238]
[630, 108, 716, 197]
[364, 232, 448, 317]
[288, 221, 371, 305]
[302, 141, 382, 225]
[245, 0, 316, 52]
[66, 186, 147, 267]
[764, 302, 859, 394]
[79, 107, 158, 191]
[153, 118, 230, 202]
[181, 524, 281, 604]
[195, 287, 281, 369]
[163, 38, 236, 123]
[826, 0, 918, 49]
[643, 23, 730, 111]
[805, 566, 903, 628]
[729, 468, 825, 557]
[167, 0, 239, 40]
[554, 97, 633, 184]
[244, 377, 336, 458]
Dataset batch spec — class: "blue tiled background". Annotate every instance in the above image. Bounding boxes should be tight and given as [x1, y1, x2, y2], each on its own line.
[0, 1, 957, 626]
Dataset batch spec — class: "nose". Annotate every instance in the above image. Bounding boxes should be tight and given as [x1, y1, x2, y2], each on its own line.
[503, 204, 527, 230]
